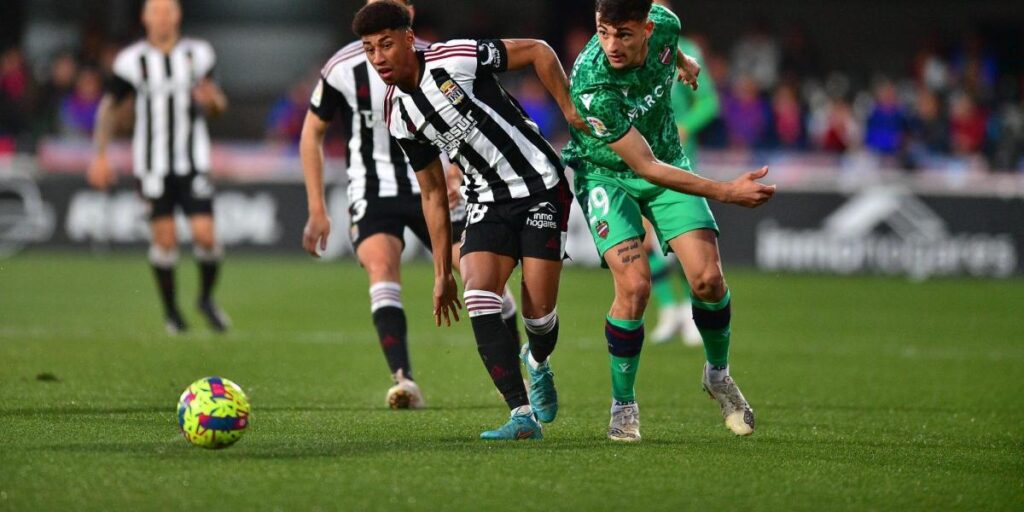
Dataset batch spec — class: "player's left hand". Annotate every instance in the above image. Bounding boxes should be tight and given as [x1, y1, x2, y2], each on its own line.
[677, 54, 700, 91]
[433, 273, 461, 327]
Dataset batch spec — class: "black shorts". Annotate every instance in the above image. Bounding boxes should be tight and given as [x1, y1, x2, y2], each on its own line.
[138, 173, 214, 220]
[459, 181, 572, 262]
[349, 196, 432, 250]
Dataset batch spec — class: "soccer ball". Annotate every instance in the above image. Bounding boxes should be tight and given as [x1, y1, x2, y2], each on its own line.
[177, 376, 251, 449]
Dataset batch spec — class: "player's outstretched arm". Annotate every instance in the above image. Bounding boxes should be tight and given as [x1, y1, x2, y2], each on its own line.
[87, 94, 122, 190]
[414, 158, 461, 326]
[609, 127, 776, 208]
[300, 111, 332, 257]
[501, 39, 589, 134]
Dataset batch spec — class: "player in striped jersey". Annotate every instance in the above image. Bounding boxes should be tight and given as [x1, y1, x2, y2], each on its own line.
[353, 0, 589, 440]
[87, 0, 229, 334]
[300, 0, 523, 410]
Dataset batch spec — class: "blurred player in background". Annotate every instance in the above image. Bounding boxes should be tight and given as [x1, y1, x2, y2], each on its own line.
[87, 0, 229, 334]
[648, 0, 721, 346]
[300, 0, 523, 410]
[563, 0, 774, 442]
[353, 1, 586, 440]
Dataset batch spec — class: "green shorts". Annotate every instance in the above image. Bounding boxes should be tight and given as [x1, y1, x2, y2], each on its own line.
[572, 162, 719, 261]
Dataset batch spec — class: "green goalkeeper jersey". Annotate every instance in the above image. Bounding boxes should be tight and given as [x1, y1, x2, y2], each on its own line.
[562, 4, 689, 174]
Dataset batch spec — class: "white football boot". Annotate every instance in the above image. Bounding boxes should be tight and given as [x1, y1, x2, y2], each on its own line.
[386, 369, 425, 410]
[702, 364, 755, 436]
[607, 401, 641, 442]
[651, 306, 684, 344]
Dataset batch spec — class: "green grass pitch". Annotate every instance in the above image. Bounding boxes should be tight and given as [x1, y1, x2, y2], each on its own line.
[1, 253, 1022, 511]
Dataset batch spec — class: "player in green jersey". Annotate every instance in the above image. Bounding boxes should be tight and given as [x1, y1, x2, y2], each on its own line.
[562, 0, 774, 442]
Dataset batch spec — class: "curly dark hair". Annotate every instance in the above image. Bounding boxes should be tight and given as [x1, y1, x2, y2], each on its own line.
[352, 1, 412, 37]
[595, 0, 653, 25]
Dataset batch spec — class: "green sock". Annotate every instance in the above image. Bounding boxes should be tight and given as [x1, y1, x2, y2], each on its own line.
[647, 251, 679, 307]
[606, 316, 644, 403]
[690, 289, 731, 367]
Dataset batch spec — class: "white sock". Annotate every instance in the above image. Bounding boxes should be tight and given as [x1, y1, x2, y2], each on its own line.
[511, 404, 533, 416]
[706, 364, 730, 382]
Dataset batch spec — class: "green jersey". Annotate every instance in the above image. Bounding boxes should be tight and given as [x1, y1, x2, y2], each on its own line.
[562, 4, 688, 174]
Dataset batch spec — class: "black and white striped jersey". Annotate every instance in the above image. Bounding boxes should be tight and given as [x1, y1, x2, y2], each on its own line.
[108, 38, 216, 180]
[310, 39, 430, 203]
[385, 39, 564, 204]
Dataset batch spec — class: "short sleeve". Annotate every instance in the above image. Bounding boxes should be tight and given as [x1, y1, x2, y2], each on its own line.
[190, 40, 217, 79]
[108, 48, 138, 101]
[388, 96, 441, 170]
[398, 138, 441, 171]
[106, 75, 134, 101]
[309, 76, 345, 122]
[476, 39, 509, 74]
[576, 88, 632, 144]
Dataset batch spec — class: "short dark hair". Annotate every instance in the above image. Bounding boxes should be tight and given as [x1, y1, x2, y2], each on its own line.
[352, 1, 412, 37]
[595, 0, 653, 25]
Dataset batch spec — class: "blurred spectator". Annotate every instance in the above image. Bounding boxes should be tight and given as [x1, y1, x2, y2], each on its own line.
[950, 34, 998, 103]
[987, 92, 1024, 171]
[907, 88, 949, 154]
[731, 21, 781, 91]
[769, 84, 805, 149]
[949, 93, 988, 155]
[811, 97, 861, 153]
[722, 75, 769, 149]
[864, 80, 908, 155]
[515, 76, 562, 138]
[266, 80, 313, 146]
[35, 51, 79, 136]
[0, 46, 31, 137]
[58, 67, 102, 138]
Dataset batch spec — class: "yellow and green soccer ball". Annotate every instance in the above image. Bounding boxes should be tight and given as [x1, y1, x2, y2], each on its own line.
[177, 377, 251, 449]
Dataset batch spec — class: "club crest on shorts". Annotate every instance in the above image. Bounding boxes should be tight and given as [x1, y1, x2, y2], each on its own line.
[350, 224, 360, 242]
[659, 44, 673, 65]
[596, 220, 610, 239]
[439, 79, 466, 106]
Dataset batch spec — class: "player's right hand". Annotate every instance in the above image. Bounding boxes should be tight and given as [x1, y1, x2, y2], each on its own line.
[86, 154, 117, 190]
[724, 166, 776, 208]
[302, 212, 331, 258]
[433, 273, 461, 327]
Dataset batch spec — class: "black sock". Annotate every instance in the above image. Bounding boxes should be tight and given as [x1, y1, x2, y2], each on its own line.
[198, 261, 219, 303]
[524, 312, 559, 364]
[503, 314, 522, 346]
[151, 266, 178, 317]
[471, 313, 528, 409]
[372, 306, 412, 380]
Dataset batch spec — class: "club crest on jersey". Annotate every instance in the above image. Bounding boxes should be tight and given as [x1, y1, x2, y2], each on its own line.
[439, 79, 466, 106]
[596, 220, 610, 239]
[659, 45, 673, 65]
[586, 117, 609, 137]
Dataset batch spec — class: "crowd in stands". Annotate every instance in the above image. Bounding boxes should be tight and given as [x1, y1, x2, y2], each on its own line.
[2, 20, 1022, 172]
